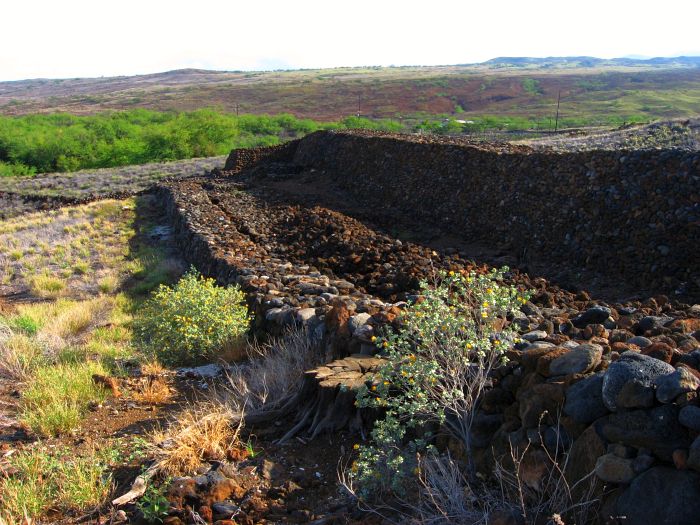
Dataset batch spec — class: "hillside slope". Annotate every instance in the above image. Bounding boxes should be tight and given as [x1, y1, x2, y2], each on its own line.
[1, 57, 699, 123]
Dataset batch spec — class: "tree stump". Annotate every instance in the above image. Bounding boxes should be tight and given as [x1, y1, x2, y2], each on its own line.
[278, 354, 385, 443]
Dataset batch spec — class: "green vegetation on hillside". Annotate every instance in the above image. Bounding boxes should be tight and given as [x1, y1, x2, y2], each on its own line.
[0, 109, 402, 176]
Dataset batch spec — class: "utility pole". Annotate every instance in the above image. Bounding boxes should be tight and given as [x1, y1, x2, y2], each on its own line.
[357, 94, 361, 118]
[235, 103, 240, 117]
[554, 90, 561, 133]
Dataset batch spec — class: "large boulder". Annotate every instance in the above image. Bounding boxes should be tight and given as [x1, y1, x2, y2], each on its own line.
[602, 352, 674, 411]
[595, 453, 635, 484]
[563, 372, 608, 424]
[599, 405, 689, 461]
[614, 467, 700, 525]
[548, 343, 602, 376]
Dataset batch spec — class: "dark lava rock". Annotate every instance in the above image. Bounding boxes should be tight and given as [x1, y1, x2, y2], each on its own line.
[600, 405, 689, 461]
[602, 352, 675, 411]
[615, 379, 655, 409]
[614, 467, 700, 525]
[679, 405, 700, 432]
[627, 336, 653, 348]
[572, 306, 612, 328]
[563, 372, 608, 424]
[655, 367, 700, 403]
[637, 315, 673, 333]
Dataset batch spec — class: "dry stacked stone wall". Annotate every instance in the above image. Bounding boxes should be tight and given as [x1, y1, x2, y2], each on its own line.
[223, 140, 298, 172]
[288, 130, 699, 297]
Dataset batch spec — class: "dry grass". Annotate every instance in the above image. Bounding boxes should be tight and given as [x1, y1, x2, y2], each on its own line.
[28, 272, 66, 298]
[141, 359, 166, 376]
[223, 326, 327, 415]
[0, 157, 224, 202]
[133, 377, 173, 405]
[45, 296, 114, 340]
[340, 426, 599, 525]
[149, 403, 242, 476]
[0, 199, 138, 299]
[0, 332, 46, 381]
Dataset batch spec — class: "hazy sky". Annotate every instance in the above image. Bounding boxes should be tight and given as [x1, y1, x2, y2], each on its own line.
[1, 0, 699, 81]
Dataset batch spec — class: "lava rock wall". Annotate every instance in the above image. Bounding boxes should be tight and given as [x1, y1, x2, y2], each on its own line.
[273, 131, 698, 297]
[223, 140, 299, 172]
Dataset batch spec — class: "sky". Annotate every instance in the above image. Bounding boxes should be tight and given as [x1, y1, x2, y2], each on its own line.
[1, 0, 699, 81]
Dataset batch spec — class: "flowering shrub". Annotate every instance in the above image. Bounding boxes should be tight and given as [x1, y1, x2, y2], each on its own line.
[351, 268, 529, 499]
[135, 269, 250, 366]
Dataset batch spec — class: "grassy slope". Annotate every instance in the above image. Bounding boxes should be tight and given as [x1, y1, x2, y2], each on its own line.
[0, 196, 182, 520]
[1, 63, 699, 124]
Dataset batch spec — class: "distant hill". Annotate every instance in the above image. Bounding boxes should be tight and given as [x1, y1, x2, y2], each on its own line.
[1, 56, 699, 123]
[480, 56, 700, 69]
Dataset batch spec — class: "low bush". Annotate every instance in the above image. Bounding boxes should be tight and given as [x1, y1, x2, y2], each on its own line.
[134, 269, 250, 366]
[350, 268, 529, 499]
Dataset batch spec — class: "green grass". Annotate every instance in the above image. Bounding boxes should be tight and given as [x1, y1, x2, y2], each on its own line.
[20, 361, 109, 436]
[28, 272, 67, 298]
[0, 446, 116, 520]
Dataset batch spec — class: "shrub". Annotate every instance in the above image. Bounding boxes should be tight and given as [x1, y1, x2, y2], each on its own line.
[351, 268, 529, 499]
[135, 269, 250, 366]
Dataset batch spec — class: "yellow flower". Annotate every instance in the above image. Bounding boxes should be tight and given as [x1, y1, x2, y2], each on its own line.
[448, 270, 455, 276]
[383, 381, 390, 386]
[481, 312, 488, 318]
[466, 343, 473, 349]
[382, 341, 389, 348]
[482, 301, 489, 308]
[371, 385, 377, 391]
[371, 336, 377, 343]
[353, 444, 360, 450]
[486, 288, 493, 294]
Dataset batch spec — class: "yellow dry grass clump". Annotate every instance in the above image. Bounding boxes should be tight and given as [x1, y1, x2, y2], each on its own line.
[149, 403, 242, 476]
[133, 377, 173, 405]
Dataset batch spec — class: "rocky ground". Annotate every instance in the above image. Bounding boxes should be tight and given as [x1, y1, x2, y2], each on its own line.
[522, 118, 700, 152]
[0, 156, 225, 219]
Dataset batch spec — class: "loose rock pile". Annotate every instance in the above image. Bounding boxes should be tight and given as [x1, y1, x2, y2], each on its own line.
[155, 131, 700, 524]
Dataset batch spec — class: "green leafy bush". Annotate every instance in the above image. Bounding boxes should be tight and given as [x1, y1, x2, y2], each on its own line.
[137, 482, 171, 523]
[351, 268, 530, 499]
[135, 269, 249, 366]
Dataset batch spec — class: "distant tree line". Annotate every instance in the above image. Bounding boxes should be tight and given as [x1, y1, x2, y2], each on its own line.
[0, 109, 402, 176]
[0, 108, 649, 177]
